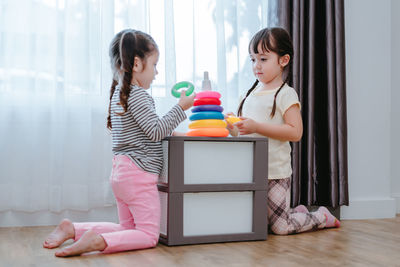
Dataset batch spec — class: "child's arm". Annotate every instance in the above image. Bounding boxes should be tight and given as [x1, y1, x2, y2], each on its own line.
[235, 104, 302, 142]
[128, 89, 194, 142]
[172, 131, 186, 136]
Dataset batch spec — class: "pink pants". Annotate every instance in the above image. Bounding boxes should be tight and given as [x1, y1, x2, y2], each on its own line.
[73, 155, 160, 253]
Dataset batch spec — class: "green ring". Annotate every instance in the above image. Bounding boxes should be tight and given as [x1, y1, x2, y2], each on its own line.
[171, 81, 195, 98]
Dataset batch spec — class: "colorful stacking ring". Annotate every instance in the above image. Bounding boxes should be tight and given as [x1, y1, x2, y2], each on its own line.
[225, 116, 242, 124]
[171, 81, 195, 98]
[186, 128, 229, 137]
[189, 111, 224, 121]
[194, 98, 221, 106]
[195, 91, 221, 100]
[189, 119, 227, 129]
[191, 105, 224, 113]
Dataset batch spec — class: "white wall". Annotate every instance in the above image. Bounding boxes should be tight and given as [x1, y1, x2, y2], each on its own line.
[391, 0, 400, 213]
[341, 0, 397, 219]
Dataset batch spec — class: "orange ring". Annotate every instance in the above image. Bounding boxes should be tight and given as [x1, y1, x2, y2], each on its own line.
[189, 119, 227, 129]
[186, 128, 229, 137]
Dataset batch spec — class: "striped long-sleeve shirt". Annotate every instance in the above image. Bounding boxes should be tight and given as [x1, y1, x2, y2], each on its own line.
[111, 84, 186, 175]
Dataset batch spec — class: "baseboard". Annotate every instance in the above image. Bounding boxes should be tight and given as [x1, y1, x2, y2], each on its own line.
[392, 193, 400, 214]
[340, 198, 397, 219]
[0, 206, 118, 227]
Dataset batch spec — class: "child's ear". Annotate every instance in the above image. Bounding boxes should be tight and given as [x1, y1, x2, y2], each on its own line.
[280, 54, 290, 67]
[132, 56, 143, 72]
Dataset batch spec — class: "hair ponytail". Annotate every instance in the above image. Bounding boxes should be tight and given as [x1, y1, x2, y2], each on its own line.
[117, 31, 136, 114]
[270, 80, 286, 118]
[237, 80, 259, 117]
[107, 79, 118, 130]
[270, 59, 292, 118]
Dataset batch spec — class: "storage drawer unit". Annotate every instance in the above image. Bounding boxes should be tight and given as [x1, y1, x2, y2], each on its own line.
[158, 136, 268, 246]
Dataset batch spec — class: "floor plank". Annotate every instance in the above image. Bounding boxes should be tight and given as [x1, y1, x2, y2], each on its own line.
[0, 215, 399, 267]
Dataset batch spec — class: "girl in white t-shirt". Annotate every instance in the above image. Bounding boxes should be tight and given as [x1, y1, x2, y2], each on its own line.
[227, 27, 340, 234]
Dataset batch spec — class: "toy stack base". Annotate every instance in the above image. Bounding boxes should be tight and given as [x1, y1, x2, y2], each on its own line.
[186, 91, 228, 137]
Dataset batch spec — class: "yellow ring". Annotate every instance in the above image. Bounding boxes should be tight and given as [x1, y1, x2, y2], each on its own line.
[189, 119, 227, 129]
[225, 116, 241, 124]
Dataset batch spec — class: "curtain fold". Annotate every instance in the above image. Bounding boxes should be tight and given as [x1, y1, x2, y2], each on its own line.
[279, 0, 348, 208]
[0, 0, 277, 213]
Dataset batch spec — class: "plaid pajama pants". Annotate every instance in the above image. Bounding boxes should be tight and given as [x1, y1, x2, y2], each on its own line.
[267, 177, 326, 235]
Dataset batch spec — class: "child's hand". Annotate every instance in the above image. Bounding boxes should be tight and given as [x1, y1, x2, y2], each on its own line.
[178, 90, 195, 111]
[235, 117, 258, 135]
[224, 112, 240, 136]
[224, 112, 236, 129]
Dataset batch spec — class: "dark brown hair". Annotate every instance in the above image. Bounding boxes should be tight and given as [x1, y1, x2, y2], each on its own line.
[237, 27, 293, 118]
[107, 29, 158, 130]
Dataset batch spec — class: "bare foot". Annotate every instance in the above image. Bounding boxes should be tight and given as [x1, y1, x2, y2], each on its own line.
[55, 230, 107, 257]
[318, 207, 341, 228]
[293, 205, 308, 213]
[43, 219, 75, 249]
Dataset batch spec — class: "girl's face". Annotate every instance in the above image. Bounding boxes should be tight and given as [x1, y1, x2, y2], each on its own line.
[250, 43, 287, 87]
[132, 50, 159, 89]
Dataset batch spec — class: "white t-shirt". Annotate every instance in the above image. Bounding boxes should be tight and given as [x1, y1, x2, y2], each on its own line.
[241, 83, 300, 179]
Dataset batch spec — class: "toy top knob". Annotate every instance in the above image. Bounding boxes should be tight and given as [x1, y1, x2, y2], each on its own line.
[201, 71, 212, 91]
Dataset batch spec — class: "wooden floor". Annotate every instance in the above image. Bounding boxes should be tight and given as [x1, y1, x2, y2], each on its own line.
[1, 215, 399, 267]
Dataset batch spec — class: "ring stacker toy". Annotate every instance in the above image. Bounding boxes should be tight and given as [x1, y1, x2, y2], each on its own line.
[225, 116, 242, 125]
[195, 91, 221, 99]
[186, 128, 229, 137]
[191, 105, 224, 113]
[185, 71, 229, 137]
[189, 119, 227, 129]
[189, 111, 225, 121]
[194, 98, 221, 106]
[201, 71, 212, 91]
[171, 81, 195, 98]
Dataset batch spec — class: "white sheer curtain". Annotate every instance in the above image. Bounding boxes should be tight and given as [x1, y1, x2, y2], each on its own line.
[0, 0, 276, 224]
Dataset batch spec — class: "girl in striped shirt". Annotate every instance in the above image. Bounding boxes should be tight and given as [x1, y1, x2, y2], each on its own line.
[43, 29, 194, 256]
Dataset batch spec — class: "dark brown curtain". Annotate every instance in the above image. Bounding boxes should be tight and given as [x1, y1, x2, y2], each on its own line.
[278, 0, 348, 208]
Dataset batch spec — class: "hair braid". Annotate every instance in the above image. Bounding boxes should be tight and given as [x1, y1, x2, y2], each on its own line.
[270, 59, 293, 118]
[237, 80, 259, 117]
[118, 70, 133, 112]
[107, 79, 118, 130]
[270, 80, 286, 118]
[117, 31, 135, 113]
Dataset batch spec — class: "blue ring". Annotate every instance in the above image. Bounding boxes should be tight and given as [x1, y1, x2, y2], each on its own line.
[191, 105, 224, 113]
[189, 111, 224, 121]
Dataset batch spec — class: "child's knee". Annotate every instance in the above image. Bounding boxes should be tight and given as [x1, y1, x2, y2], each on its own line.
[149, 234, 159, 247]
[145, 229, 160, 247]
